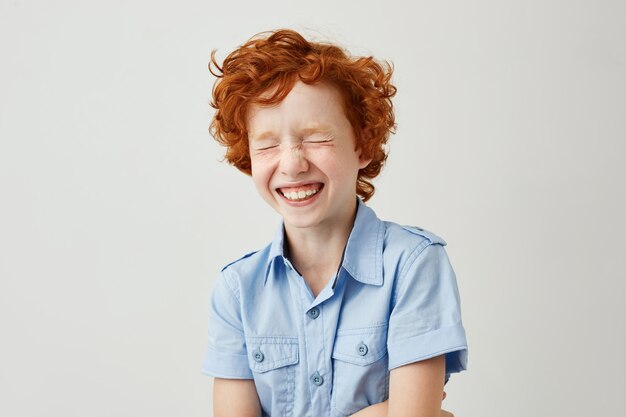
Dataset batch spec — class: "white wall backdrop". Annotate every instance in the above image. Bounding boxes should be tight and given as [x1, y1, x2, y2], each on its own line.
[1, 1, 624, 416]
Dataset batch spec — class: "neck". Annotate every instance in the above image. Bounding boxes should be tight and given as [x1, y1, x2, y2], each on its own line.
[283, 200, 358, 295]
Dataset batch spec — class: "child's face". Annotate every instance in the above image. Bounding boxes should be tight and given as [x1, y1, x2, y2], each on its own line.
[246, 81, 371, 232]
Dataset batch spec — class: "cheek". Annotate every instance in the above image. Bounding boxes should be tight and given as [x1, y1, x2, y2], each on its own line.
[250, 159, 273, 191]
[322, 164, 359, 190]
[250, 167, 266, 188]
[318, 153, 361, 179]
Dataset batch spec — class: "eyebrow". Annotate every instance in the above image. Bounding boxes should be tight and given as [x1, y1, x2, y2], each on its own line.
[300, 126, 334, 137]
[248, 131, 276, 142]
[249, 125, 334, 142]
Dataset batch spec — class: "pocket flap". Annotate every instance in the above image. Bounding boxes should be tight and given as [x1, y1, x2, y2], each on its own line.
[246, 336, 299, 373]
[332, 325, 388, 366]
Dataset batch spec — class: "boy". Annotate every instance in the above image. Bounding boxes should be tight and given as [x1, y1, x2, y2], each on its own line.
[202, 29, 468, 417]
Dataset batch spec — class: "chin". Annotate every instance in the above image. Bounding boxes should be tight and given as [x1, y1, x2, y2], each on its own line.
[281, 214, 320, 230]
[282, 205, 332, 227]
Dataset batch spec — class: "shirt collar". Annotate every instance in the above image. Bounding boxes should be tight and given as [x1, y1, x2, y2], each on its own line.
[264, 198, 385, 286]
[342, 199, 384, 285]
[264, 222, 286, 284]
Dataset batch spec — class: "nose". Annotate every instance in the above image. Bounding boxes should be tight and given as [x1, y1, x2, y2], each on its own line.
[279, 145, 309, 177]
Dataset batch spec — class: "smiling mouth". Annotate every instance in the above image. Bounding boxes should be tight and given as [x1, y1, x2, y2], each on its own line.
[277, 183, 323, 202]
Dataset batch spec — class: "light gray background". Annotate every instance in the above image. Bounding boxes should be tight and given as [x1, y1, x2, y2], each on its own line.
[1, 0, 624, 416]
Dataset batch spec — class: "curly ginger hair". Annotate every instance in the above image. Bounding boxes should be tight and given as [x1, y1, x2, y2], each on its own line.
[209, 29, 396, 201]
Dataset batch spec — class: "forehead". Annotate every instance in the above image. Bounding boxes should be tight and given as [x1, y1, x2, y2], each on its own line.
[246, 81, 349, 133]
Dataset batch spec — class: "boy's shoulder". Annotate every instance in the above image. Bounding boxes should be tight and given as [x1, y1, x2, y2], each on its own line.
[219, 242, 274, 282]
[221, 245, 270, 271]
[383, 220, 447, 247]
[220, 250, 260, 272]
[377, 220, 448, 272]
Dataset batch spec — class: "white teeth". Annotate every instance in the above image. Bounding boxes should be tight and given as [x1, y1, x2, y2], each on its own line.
[282, 188, 319, 201]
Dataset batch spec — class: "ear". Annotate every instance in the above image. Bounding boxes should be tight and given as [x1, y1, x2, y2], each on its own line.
[358, 151, 372, 169]
[356, 129, 373, 169]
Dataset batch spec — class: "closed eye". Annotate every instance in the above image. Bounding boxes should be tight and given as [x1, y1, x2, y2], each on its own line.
[251, 141, 280, 151]
[256, 144, 279, 150]
[301, 129, 334, 143]
[304, 138, 334, 144]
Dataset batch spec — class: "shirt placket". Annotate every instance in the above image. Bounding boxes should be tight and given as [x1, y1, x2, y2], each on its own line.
[284, 257, 337, 417]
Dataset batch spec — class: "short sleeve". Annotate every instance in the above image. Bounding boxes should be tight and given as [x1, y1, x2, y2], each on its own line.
[387, 243, 468, 378]
[201, 271, 253, 379]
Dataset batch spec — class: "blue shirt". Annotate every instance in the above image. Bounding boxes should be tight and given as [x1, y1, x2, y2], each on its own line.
[202, 199, 468, 417]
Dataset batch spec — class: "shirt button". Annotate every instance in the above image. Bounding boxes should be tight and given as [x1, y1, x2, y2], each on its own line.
[252, 349, 264, 363]
[311, 372, 324, 386]
[307, 307, 320, 319]
[356, 342, 368, 356]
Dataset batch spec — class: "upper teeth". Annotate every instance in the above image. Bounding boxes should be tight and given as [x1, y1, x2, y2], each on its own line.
[283, 188, 318, 201]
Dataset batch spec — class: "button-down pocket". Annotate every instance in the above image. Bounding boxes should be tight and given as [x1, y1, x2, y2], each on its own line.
[331, 324, 389, 417]
[246, 336, 299, 417]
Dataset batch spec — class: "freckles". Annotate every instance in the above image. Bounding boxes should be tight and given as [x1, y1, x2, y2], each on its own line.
[250, 155, 277, 184]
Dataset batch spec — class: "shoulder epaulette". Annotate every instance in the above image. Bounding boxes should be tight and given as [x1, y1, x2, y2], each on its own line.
[399, 225, 447, 246]
[220, 250, 259, 272]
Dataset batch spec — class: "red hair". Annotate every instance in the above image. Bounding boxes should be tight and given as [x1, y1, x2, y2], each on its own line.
[209, 29, 396, 201]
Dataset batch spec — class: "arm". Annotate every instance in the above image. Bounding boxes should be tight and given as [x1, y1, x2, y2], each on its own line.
[387, 354, 446, 417]
[351, 355, 450, 417]
[350, 241, 466, 417]
[357, 242, 466, 417]
[213, 378, 261, 417]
